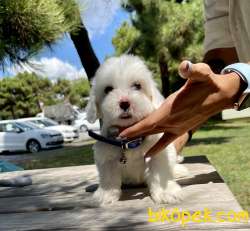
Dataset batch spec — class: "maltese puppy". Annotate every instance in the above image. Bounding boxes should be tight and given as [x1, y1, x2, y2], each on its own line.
[86, 55, 188, 205]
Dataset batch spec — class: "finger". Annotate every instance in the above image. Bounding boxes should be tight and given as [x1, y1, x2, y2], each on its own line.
[120, 100, 174, 139]
[145, 132, 177, 158]
[123, 125, 170, 139]
[119, 117, 154, 139]
[178, 60, 213, 82]
[132, 127, 168, 137]
[178, 60, 192, 79]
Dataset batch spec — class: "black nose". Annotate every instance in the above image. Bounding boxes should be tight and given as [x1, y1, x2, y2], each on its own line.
[119, 101, 130, 111]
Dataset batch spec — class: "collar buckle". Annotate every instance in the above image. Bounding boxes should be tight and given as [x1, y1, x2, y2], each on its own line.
[121, 137, 144, 150]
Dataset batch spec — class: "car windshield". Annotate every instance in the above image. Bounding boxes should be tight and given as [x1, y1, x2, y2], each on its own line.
[24, 121, 41, 129]
[16, 122, 34, 131]
[42, 118, 58, 126]
[31, 118, 58, 127]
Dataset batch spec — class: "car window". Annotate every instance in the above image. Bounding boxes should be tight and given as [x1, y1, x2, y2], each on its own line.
[0, 124, 4, 132]
[5, 123, 15, 132]
[24, 118, 58, 127]
[16, 122, 33, 131]
[36, 119, 57, 127]
[4, 123, 22, 133]
[29, 120, 45, 128]
[43, 119, 58, 126]
[39, 120, 52, 127]
[25, 122, 40, 129]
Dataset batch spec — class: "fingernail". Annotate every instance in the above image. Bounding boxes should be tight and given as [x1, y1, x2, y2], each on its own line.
[179, 61, 192, 79]
[186, 61, 192, 72]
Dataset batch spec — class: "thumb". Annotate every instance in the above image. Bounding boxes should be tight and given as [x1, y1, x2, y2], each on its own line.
[178, 60, 192, 79]
[178, 61, 213, 82]
[145, 132, 177, 158]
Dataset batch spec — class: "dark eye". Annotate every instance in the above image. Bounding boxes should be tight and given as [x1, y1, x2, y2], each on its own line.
[132, 82, 141, 90]
[104, 86, 113, 94]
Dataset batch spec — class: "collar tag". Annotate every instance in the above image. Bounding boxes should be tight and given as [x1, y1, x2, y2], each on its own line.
[120, 150, 127, 164]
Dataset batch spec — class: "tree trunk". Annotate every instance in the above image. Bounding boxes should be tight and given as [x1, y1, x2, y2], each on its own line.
[159, 58, 170, 98]
[70, 20, 100, 82]
[10, 106, 16, 119]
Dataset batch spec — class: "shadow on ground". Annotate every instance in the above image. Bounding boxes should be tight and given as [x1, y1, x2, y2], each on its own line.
[200, 124, 244, 131]
[187, 136, 233, 146]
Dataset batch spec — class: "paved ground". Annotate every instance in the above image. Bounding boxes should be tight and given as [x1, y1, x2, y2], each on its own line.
[0, 132, 94, 165]
[1, 156, 249, 231]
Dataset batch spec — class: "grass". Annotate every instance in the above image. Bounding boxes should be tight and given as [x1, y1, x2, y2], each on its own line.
[22, 144, 94, 170]
[184, 119, 250, 212]
[20, 119, 250, 211]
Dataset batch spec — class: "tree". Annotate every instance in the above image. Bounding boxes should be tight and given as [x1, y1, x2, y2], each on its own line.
[0, 73, 90, 119]
[69, 79, 90, 108]
[16, 72, 55, 111]
[0, 75, 36, 119]
[113, 0, 204, 96]
[0, 1, 98, 117]
[0, 72, 56, 119]
[70, 19, 100, 80]
[53, 78, 90, 107]
[53, 79, 72, 101]
[0, 0, 99, 81]
[0, 0, 78, 64]
[0, 0, 111, 119]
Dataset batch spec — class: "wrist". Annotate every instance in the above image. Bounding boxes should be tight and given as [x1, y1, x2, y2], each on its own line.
[221, 63, 250, 109]
[219, 72, 246, 108]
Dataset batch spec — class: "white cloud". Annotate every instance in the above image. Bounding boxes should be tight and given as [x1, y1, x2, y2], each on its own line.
[7, 57, 87, 81]
[81, 0, 122, 38]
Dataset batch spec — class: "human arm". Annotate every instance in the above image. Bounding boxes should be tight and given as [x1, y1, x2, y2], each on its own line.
[119, 61, 247, 157]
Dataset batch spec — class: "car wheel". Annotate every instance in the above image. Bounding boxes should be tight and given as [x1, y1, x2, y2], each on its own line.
[80, 125, 88, 132]
[27, 140, 41, 153]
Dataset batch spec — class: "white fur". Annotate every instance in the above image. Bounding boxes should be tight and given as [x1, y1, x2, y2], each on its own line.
[87, 55, 188, 206]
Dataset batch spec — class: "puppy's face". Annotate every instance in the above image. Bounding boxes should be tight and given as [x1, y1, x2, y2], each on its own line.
[87, 55, 162, 129]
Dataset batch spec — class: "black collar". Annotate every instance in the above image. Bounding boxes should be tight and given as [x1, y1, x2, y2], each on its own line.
[88, 130, 144, 150]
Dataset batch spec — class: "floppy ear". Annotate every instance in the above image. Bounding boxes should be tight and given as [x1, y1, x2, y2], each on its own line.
[86, 84, 100, 123]
[151, 82, 165, 109]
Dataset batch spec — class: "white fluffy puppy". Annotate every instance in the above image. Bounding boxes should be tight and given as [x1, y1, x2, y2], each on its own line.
[87, 55, 187, 205]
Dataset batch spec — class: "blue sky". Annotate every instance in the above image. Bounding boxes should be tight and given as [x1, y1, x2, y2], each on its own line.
[0, 2, 129, 79]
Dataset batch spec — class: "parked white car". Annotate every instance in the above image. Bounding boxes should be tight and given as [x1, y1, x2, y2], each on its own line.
[0, 120, 63, 153]
[73, 112, 100, 132]
[17, 117, 79, 142]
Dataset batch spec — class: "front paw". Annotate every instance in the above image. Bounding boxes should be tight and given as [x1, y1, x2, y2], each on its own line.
[150, 181, 183, 204]
[93, 187, 121, 206]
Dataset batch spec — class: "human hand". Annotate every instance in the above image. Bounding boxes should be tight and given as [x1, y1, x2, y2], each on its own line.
[119, 61, 245, 157]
